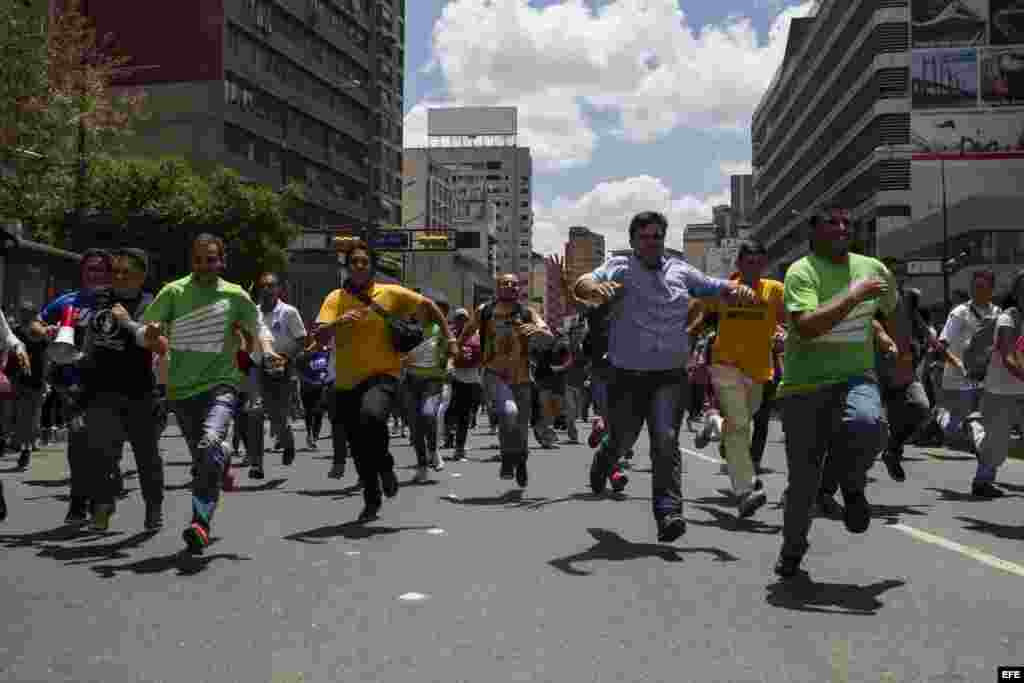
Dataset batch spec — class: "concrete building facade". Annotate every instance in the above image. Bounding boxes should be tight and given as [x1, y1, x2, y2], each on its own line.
[564, 226, 606, 286]
[751, 0, 1024, 307]
[683, 222, 717, 271]
[417, 107, 534, 291]
[750, 0, 913, 277]
[68, 0, 406, 237]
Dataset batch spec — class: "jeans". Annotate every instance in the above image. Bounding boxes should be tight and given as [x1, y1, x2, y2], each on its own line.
[233, 392, 265, 468]
[324, 389, 348, 467]
[261, 373, 296, 454]
[334, 376, 398, 507]
[483, 370, 532, 467]
[448, 380, 480, 451]
[604, 367, 687, 520]
[589, 366, 612, 419]
[711, 365, 764, 497]
[301, 384, 326, 441]
[750, 378, 778, 467]
[883, 381, 931, 457]
[85, 392, 164, 507]
[779, 377, 884, 559]
[937, 388, 984, 453]
[403, 374, 444, 466]
[563, 386, 581, 441]
[172, 386, 238, 530]
[11, 385, 44, 450]
[976, 393, 1024, 483]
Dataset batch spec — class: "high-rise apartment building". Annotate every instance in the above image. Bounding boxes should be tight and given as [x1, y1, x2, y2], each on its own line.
[751, 0, 1024, 307]
[402, 150, 454, 230]
[750, 1, 911, 277]
[564, 226, 606, 285]
[730, 174, 753, 227]
[683, 222, 716, 272]
[65, 0, 406, 236]
[411, 107, 534, 291]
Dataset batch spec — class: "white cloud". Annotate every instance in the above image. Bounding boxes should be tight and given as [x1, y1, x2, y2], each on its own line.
[412, 0, 815, 167]
[719, 159, 753, 177]
[532, 175, 729, 257]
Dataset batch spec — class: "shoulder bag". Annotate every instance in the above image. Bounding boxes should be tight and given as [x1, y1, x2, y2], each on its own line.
[353, 290, 425, 354]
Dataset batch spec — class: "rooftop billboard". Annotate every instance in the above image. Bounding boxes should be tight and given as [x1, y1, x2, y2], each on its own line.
[427, 107, 518, 137]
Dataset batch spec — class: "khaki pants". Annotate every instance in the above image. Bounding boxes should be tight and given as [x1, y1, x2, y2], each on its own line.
[711, 364, 764, 497]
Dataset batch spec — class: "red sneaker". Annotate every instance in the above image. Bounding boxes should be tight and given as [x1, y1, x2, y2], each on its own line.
[222, 465, 238, 492]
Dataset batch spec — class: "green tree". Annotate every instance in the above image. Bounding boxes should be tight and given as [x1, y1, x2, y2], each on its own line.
[0, 0, 145, 231]
[67, 155, 302, 286]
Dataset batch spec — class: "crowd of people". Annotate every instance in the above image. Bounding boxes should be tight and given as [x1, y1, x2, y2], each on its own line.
[0, 209, 1022, 578]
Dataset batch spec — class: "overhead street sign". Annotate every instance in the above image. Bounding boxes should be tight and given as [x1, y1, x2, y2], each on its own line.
[906, 260, 943, 275]
[334, 229, 480, 253]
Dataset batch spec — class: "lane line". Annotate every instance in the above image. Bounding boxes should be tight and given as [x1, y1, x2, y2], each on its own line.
[680, 445, 722, 465]
[888, 523, 1024, 578]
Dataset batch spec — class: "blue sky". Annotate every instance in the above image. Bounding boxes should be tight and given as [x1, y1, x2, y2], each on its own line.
[402, 0, 813, 255]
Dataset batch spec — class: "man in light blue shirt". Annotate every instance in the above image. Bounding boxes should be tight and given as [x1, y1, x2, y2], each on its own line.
[574, 211, 755, 543]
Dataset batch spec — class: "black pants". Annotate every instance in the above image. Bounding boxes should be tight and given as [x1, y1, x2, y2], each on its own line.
[449, 380, 481, 450]
[750, 378, 778, 468]
[325, 389, 348, 467]
[334, 376, 398, 506]
[301, 385, 326, 440]
[85, 392, 164, 507]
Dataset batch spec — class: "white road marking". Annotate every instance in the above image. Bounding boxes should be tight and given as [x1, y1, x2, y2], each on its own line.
[450, 472, 463, 478]
[888, 523, 1024, 578]
[398, 592, 429, 602]
[680, 445, 722, 465]
[344, 551, 360, 557]
[426, 528, 446, 535]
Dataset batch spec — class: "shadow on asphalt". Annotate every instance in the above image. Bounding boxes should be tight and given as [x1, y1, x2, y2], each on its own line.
[0, 465, 27, 474]
[548, 528, 740, 577]
[90, 544, 251, 578]
[765, 578, 905, 615]
[996, 482, 1024, 493]
[955, 516, 1024, 541]
[440, 489, 548, 508]
[37, 530, 159, 565]
[870, 503, 931, 523]
[526, 491, 652, 510]
[21, 478, 72, 488]
[926, 487, 1019, 502]
[0, 523, 97, 549]
[293, 483, 363, 499]
[284, 522, 434, 544]
[234, 477, 288, 493]
[921, 451, 975, 462]
[687, 505, 782, 535]
[161, 459, 194, 468]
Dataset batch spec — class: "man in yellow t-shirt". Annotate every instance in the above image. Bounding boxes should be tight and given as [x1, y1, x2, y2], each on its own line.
[701, 240, 785, 519]
[315, 241, 454, 522]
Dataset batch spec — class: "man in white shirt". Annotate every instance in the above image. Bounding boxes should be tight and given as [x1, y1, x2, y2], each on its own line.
[937, 270, 998, 454]
[255, 272, 307, 466]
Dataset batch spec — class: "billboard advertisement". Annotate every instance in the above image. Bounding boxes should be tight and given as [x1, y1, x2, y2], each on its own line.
[912, 48, 980, 107]
[911, 109, 1024, 156]
[427, 107, 518, 137]
[990, 0, 1024, 45]
[981, 46, 1024, 104]
[912, 0, 989, 48]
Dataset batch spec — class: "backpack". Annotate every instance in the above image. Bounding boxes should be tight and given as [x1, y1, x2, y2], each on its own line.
[478, 300, 529, 361]
[962, 304, 1001, 382]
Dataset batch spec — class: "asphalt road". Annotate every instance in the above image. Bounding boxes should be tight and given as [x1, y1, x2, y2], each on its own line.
[3, 416, 1024, 683]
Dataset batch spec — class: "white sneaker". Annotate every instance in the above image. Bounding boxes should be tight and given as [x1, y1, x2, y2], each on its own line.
[709, 416, 723, 442]
[431, 450, 445, 471]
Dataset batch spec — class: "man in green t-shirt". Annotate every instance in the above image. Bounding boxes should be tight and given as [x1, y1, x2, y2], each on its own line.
[143, 234, 279, 553]
[774, 208, 907, 580]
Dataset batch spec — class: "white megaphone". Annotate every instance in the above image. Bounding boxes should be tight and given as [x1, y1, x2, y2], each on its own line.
[46, 305, 83, 365]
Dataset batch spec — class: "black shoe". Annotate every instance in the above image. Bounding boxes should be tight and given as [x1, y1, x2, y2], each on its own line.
[0, 482, 6, 521]
[971, 481, 1004, 499]
[589, 452, 607, 494]
[774, 554, 804, 579]
[16, 449, 30, 470]
[881, 450, 906, 482]
[65, 499, 89, 526]
[380, 469, 399, 498]
[515, 461, 528, 488]
[499, 461, 515, 480]
[358, 503, 381, 522]
[282, 448, 296, 466]
[754, 478, 764, 492]
[656, 514, 687, 543]
[248, 465, 265, 480]
[737, 489, 767, 519]
[816, 493, 844, 518]
[327, 464, 345, 479]
[144, 503, 164, 530]
[842, 490, 871, 534]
